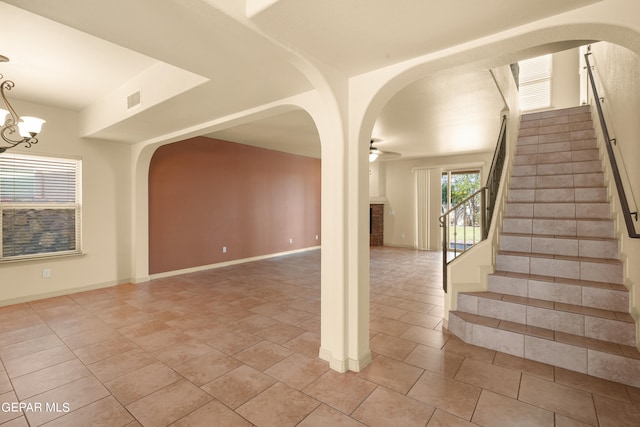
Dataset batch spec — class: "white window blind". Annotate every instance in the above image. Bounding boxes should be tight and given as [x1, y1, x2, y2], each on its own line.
[519, 54, 552, 111]
[0, 153, 82, 260]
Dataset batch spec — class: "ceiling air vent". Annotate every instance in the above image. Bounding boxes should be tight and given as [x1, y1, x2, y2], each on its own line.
[127, 90, 141, 109]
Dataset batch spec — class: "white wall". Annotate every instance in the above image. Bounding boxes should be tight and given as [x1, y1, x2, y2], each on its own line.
[551, 48, 581, 109]
[588, 42, 640, 336]
[0, 100, 132, 305]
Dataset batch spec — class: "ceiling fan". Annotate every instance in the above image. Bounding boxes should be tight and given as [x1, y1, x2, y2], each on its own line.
[369, 139, 400, 162]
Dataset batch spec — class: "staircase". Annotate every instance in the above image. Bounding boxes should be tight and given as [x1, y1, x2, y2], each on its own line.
[448, 105, 640, 387]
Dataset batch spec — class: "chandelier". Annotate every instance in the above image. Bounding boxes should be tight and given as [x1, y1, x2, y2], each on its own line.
[0, 55, 45, 153]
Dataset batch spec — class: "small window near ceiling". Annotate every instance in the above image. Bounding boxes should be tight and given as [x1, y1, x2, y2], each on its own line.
[518, 54, 552, 111]
[0, 153, 82, 261]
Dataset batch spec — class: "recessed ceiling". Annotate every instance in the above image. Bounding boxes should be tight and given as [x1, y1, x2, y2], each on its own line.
[0, 2, 156, 111]
[0, 0, 600, 158]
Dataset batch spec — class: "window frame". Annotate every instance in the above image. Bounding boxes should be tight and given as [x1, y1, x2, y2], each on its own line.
[0, 153, 82, 262]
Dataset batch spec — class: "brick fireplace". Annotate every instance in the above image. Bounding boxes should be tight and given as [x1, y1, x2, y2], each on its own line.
[370, 204, 384, 246]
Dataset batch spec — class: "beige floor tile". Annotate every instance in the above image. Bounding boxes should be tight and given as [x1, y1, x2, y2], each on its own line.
[303, 370, 377, 414]
[0, 368, 13, 394]
[357, 356, 423, 394]
[554, 367, 631, 403]
[518, 374, 597, 425]
[173, 348, 242, 386]
[472, 389, 554, 426]
[442, 336, 496, 363]
[0, 334, 64, 361]
[426, 409, 477, 426]
[105, 361, 182, 405]
[592, 394, 640, 427]
[401, 325, 448, 348]
[351, 386, 434, 427]
[454, 358, 521, 398]
[151, 338, 214, 367]
[3, 346, 76, 379]
[170, 400, 252, 427]
[492, 352, 554, 380]
[370, 317, 412, 337]
[408, 370, 481, 420]
[555, 414, 595, 427]
[23, 376, 110, 426]
[126, 380, 211, 426]
[87, 349, 157, 383]
[404, 344, 464, 378]
[282, 331, 321, 358]
[236, 382, 320, 427]
[233, 340, 292, 371]
[73, 335, 139, 365]
[0, 391, 22, 424]
[0, 416, 29, 427]
[0, 248, 634, 426]
[370, 333, 417, 360]
[41, 396, 133, 427]
[12, 359, 91, 400]
[298, 404, 366, 427]
[201, 365, 276, 409]
[265, 353, 329, 390]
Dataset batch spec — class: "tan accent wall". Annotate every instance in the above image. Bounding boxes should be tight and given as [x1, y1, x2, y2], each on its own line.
[149, 137, 321, 274]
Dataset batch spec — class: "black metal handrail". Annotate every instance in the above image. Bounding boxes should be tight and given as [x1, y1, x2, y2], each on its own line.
[439, 115, 508, 292]
[585, 51, 639, 238]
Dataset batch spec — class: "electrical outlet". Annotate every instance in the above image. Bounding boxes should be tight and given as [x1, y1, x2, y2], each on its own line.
[222, 246, 227, 254]
[315, 235, 318, 240]
[42, 268, 51, 278]
[289, 238, 293, 244]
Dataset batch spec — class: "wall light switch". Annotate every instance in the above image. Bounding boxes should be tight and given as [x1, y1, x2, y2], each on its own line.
[222, 246, 227, 253]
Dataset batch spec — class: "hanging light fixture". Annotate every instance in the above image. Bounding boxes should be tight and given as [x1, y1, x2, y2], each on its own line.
[0, 55, 45, 154]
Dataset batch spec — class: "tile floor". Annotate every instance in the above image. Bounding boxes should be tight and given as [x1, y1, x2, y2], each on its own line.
[1, 247, 639, 426]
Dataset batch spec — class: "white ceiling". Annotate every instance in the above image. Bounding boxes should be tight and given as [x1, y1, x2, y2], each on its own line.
[0, 0, 599, 160]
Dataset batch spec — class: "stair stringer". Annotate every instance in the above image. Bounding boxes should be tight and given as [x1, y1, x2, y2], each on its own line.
[444, 110, 520, 320]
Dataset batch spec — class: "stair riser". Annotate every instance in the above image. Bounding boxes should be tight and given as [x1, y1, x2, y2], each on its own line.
[508, 188, 608, 203]
[456, 294, 635, 346]
[514, 150, 600, 167]
[510, 173, 605, 189]
[512, 161, 604, 177]
[505, 202, 612, 220]
[516, 139, 598, 155]
[495, 253, 623, 284]
[487, 275, 628, 312]
[499, 235, 618, 259]
[502, 218, 615, 239]
[449, 312, 640, 387]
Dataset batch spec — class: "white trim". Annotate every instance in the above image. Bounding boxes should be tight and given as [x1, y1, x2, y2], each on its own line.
[148, 246, 321, 281]
[0, 278, 130, 308]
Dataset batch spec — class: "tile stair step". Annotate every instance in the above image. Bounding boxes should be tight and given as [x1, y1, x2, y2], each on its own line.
[488, 270, 628, 312]
[507, 187, 609, 203]
[495, 250, 623, 284]
[447, 310, 640, 387]
[510, 173, 605, 189]
[499, 233, 618, 259]
[513, 148, 600, 166]
[456, 290, 634, 346]
[504, 202, 612, 220]
[521, 106, 591, 121]
[512, 160, 603, 177]
[515, 139, 597, 156]
[502, 217, 615, 239]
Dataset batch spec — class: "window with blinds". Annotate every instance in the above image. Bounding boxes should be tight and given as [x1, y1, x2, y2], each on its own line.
[519, 54, 553, 111]
[0, 153, 82, 261]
